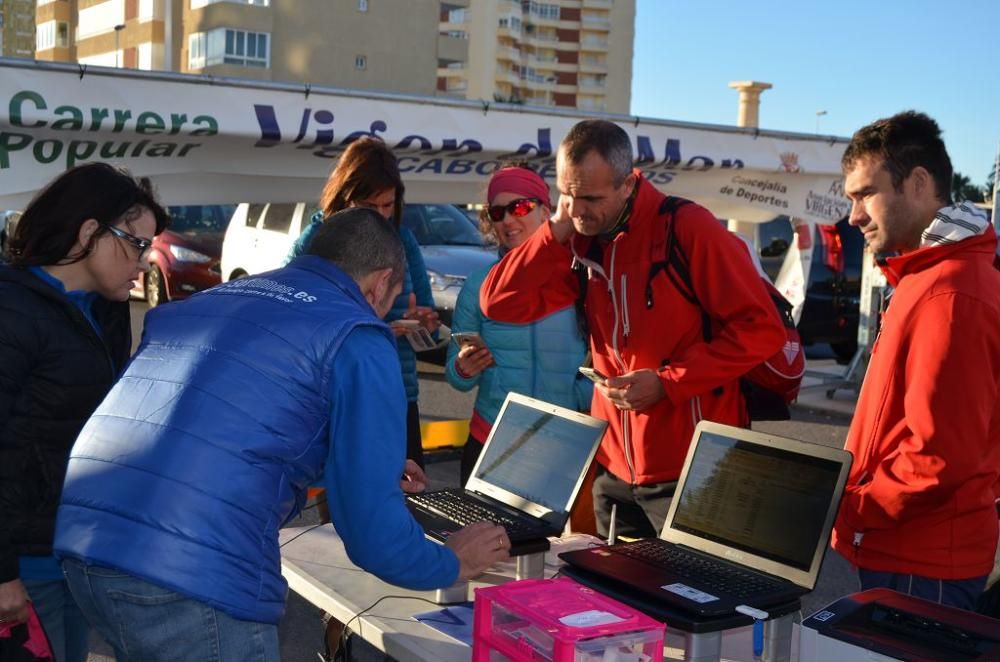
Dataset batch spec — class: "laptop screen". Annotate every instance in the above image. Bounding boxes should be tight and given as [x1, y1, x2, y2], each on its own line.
[670, 430, 843, 572]
[472, 396, 605, 514]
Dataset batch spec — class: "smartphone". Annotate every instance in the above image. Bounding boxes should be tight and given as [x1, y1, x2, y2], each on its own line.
[578, 366, 608, 385]
[390, 319, 421, 330]
[452, 331, 485, 349]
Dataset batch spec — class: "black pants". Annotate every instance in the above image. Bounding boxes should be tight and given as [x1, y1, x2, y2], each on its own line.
[459, 434, 483, 487]
[592, 465, 676, 541]
[406, 401, 424, 469]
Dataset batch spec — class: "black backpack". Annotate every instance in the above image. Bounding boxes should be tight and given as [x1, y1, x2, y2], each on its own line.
[573, 197, 803, 421]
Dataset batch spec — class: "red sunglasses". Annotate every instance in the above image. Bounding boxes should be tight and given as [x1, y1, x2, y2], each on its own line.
[487, 197, 541, 223]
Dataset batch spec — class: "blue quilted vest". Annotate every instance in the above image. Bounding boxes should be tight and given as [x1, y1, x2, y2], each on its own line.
[55, 256, 390, 623]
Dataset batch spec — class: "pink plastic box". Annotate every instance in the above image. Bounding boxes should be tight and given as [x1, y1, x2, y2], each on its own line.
[472, 578, 664, 661]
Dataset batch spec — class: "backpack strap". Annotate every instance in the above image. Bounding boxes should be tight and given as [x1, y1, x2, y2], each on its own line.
[572, 239, 604, 340]
[645, 197, 713, 342]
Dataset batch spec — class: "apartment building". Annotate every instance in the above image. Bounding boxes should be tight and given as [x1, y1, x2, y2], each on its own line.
[35, 0, 447, 95]
[1, 0, 36, 58]
[438, 0, 634, 113]
[33, 0, 634, 113]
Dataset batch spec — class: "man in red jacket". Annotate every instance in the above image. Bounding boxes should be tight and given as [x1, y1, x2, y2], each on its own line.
[831, 111, 1000, 610]
[480, 120, 785, 539]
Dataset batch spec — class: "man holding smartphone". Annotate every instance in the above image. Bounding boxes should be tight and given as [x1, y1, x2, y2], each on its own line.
[480, 121, 786, 539]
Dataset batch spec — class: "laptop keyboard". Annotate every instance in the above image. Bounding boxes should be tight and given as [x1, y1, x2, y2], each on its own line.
[408, 490, 546, 538]
[615, 539, 785, 599]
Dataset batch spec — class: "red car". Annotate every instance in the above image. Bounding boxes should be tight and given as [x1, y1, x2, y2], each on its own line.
[132, 205, 234, 307]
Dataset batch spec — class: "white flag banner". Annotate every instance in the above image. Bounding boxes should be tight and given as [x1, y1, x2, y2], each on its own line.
[0, 60, 850, 223]
[774, 222, 815, 325]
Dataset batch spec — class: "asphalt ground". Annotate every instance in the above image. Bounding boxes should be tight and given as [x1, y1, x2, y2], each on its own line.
[77, 303, 858, 660]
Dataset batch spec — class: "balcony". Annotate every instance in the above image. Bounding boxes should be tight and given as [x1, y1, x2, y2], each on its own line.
[437, 32, 468, 64]
[495, 67, 520, 85]
[581, 15, 612, 30]
[521, 30, 560, 47]
[519, 74, 557, 92]
[582, 0, 612, 6]
[497, 25, 522, 39]
[496, 44, 521, 62]
[580, 37, 609, 51]
[525, 52, 558, 68]
[436, 64, 466, 78]
[579, 57, 607, 73]
[578, 77, 606, 89]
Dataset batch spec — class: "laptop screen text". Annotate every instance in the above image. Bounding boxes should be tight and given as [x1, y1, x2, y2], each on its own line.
[670, 431, 842, 572]
[474, 402, 600, 513]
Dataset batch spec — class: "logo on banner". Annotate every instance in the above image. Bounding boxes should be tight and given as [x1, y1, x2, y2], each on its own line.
[779, 152, 801, 173]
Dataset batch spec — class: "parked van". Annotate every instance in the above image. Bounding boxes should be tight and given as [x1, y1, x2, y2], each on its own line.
[220, 202, 495, 325]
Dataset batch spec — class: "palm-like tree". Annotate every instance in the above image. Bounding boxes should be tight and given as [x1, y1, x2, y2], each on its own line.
[952, 172, 984, 203]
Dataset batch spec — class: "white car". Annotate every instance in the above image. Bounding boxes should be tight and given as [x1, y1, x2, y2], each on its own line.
[220, 202, 495, 325]
[220, 203, 318, 281]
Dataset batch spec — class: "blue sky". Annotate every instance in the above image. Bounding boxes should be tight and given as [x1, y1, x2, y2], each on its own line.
[630, 0, 999, 188]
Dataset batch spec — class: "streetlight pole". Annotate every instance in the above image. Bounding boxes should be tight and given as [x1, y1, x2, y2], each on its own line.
[815, 110, 828, 135]
[114, 23, 125, 68]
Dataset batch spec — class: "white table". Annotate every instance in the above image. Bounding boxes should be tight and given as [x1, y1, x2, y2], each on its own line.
[279, 525, 801, 661]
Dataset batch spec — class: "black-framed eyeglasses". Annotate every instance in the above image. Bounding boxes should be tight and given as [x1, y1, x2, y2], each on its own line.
[102, 223, 152, 259]
[486, 197, 541, 223]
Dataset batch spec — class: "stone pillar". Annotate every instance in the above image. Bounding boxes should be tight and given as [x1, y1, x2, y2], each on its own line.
[727, 80, 772, 129]
[727, 81, 773, 238]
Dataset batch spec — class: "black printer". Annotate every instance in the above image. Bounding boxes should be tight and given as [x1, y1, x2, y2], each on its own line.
[799, 588, 1000, 661]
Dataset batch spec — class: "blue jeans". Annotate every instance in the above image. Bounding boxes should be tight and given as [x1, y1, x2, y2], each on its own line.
[22, 578, 90, 662]
[858, 568, 987, 611]
[62, 558, 279, 662]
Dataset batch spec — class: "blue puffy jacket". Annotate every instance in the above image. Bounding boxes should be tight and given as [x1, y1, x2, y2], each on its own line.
[55, 257, 456, 623]
[445, 261, 592, 428]
[291, 216, 434, 401]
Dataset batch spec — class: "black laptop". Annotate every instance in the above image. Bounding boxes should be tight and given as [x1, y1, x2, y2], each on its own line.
[407, 393, 606, 554]
[559, 421, 851, 617]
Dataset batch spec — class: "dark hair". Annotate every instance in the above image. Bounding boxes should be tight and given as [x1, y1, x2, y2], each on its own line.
[5, 162, 169, 268]
[842, 111, 953, 204]
[319, 137, 404, 226]
[559, 120, 633, 185]
[306, 207, 405, 286]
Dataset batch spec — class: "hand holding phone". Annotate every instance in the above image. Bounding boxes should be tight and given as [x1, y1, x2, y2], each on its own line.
[452, 331, 485, 350]
[578, 366, 608, 385]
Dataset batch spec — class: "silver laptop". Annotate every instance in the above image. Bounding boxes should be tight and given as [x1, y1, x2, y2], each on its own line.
[407, 393, 606, 555]
[559, 420, 852, 616]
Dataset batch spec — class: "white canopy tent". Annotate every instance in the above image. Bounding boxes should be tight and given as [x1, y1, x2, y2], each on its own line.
[0, 58, 850, 224]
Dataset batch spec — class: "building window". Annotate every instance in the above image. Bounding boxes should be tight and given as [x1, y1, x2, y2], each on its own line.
[358, 0, 368, 11]
[523, 1, 560, 20]
[36, 21, 55, 50]
[188, 28, 269, 69]
[498, 16, 521, 32]
[188, 32, 206, 69]
[224, 29, 269, 67]
[191, 0, 269, 8]
[355, 55, 366, 70]
[56, 22, 68, 47]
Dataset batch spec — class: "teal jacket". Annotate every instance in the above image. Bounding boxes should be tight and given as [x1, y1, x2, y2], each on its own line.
[445, 260, 592, 429]
[291, 216, 434, 401]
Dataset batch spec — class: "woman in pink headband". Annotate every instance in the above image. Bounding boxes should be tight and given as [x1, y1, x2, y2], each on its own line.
[445, 164, 593, 487]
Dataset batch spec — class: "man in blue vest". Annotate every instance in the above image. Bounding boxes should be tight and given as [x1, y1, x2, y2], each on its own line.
[53, 208, 510, 660]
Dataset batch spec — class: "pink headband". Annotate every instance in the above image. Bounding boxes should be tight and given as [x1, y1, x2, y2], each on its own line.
[487, 167, 552, 209]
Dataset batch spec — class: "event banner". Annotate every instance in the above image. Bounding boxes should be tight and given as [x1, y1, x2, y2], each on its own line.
[0, 60, 850, 223]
